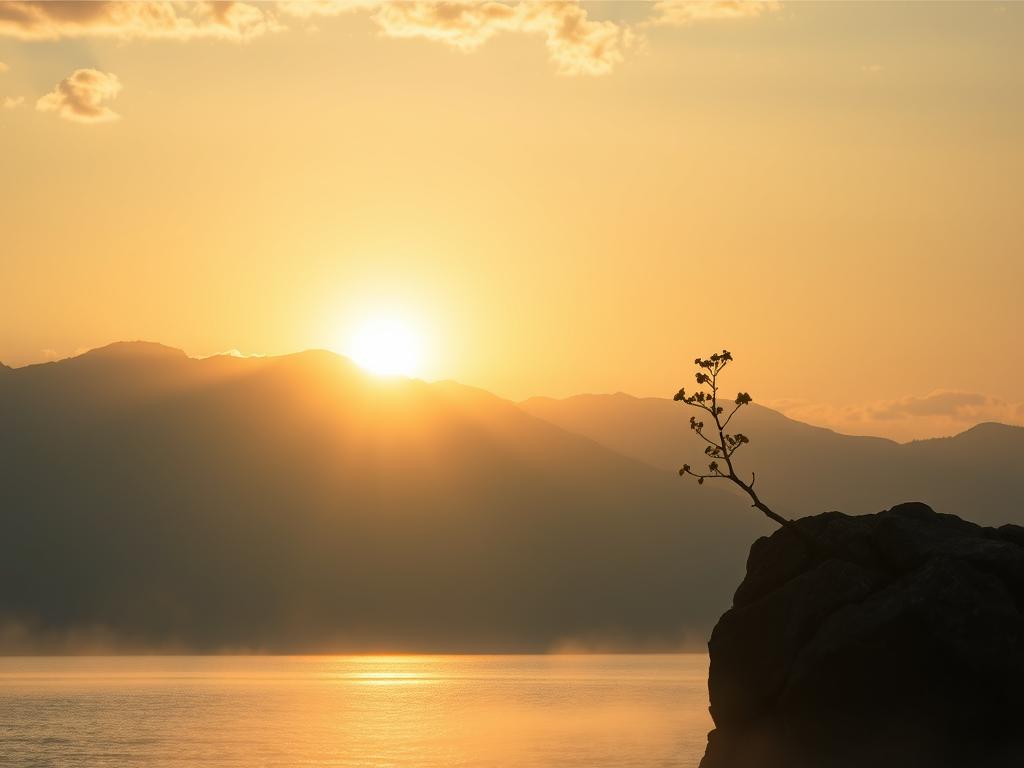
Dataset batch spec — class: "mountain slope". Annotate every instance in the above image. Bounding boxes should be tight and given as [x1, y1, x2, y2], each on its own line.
[0, 344, 769, 652]
[521, 393, 1024, 525]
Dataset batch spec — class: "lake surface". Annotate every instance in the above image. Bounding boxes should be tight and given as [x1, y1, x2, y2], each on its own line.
[0, 655, 711, 767]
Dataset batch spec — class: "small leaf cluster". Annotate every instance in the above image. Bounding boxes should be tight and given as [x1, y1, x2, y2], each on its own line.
[672, 350, 792, 531]
[673, 350, 754, 484]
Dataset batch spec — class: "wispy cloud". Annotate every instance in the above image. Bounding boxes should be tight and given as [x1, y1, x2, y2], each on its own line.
[0, 1, 280, 42]
[202, 348, 266, 359]
[768, 390, 1024, 443]
[869, 391, 1005, 421]
[646, 0, 780, 27]
[37, 69, 122, 124]
[0, 61, 9, 73]
[275, 0, 379, 20]
[3, 95, 24, 109]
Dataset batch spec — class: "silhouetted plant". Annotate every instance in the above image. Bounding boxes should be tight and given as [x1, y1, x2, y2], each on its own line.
[674, 350, 794, 530]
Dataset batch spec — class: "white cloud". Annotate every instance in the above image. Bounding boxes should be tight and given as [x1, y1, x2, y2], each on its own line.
[367, 1, 780, 75]
[36, 69, 122, 124]
[0, 1, 281, 42]
[370, 1, 629, 76]
[1, 1, 782, 77]
[3, 95, 24, 109]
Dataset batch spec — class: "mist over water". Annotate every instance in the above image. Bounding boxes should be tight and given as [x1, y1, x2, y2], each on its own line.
[0, 655, 710, 767]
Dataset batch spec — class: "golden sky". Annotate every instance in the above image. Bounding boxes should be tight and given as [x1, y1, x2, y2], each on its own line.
[1, 1, 1022, 441]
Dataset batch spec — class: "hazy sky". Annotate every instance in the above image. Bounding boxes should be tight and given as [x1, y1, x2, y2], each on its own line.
[2, 1, 1022, 441]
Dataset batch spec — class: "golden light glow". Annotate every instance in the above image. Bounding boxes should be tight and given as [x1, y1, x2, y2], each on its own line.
[3, 3, 1023, 441]
[346, 315, 422, 377]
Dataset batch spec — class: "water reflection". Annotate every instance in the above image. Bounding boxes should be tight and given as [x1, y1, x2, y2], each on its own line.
[0, 655, 711, 767]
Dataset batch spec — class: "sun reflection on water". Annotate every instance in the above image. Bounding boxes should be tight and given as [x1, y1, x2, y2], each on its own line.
[0, 655, 712, 767]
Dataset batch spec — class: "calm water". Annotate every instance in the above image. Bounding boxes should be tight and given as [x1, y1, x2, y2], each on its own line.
[0, 655, 711, 767]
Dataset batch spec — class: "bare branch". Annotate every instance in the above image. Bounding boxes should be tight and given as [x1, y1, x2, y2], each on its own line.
[693, 429, 719, 449]
[721, 402, 745, 430]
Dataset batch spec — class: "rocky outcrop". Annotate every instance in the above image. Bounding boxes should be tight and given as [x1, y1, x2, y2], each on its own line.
[701, 502, 1024, 768]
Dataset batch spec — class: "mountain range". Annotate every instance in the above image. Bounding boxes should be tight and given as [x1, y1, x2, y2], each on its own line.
[1, 342, 1021, 652]
[521, 393, 1024, 526]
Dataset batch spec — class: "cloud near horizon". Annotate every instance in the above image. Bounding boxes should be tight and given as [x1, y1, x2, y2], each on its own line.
[0, 1, 782, 75]
[768, 390, 1024, 443]
[36, 69, 123, 123]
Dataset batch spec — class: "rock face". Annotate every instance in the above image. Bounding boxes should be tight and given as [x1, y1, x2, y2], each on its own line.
[701, 502, 1024, 768]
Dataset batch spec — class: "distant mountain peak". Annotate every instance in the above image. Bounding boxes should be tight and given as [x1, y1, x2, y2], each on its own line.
[78, 341, 188, 361]
[267, 348, 366, 375]
[942, 421, 1024, 444]
[959, 421, 1023, 435]
[274, 348, 350, 363]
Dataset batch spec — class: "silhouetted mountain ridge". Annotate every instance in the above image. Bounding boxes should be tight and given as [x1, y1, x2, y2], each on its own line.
[3, 345, 1021, 652]
[521, 393, 1024, 526]
[0, 344, 765, 653]
[81, 340, 189, 361]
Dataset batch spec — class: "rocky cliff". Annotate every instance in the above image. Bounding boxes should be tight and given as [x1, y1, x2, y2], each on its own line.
[701, 502, 1024, 768]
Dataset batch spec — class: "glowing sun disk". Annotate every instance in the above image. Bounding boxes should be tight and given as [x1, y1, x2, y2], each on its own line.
[347, 316, 421, 376]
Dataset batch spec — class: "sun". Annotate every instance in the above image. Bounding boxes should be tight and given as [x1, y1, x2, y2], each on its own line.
[346, 315, 422, 377]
